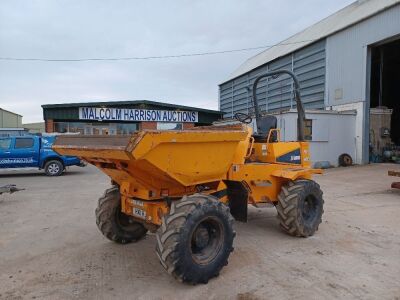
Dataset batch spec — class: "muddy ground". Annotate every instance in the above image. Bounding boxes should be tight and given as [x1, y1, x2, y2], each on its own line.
[0, 164, 399, 299]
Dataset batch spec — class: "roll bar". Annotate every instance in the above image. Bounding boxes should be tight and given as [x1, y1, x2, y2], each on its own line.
[251, 70, 306, 141]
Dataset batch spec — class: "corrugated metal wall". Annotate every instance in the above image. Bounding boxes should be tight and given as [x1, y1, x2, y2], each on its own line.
[219, 40, 326, 118]
[326, 4, 400, 106]
[0, 109, 22, 128]
[325, 3, 400, 164]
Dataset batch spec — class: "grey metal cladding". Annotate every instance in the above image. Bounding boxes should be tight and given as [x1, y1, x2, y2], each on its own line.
[219, 40, 326, 118]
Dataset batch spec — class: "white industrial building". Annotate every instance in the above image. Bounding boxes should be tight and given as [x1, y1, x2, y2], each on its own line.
[219, 0, 400, 166]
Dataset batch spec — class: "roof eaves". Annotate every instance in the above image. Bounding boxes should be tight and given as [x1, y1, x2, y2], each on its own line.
[0, 108, 23, 117]
[41, 100, 222, 115]
[220, 0, 400, 85]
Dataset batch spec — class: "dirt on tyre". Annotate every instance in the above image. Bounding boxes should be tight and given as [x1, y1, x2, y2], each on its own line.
[95, 186, 147, 244]
[44, 160, 64, 176]
[276, 179, 324, 237]
[156, 194, 235, 284]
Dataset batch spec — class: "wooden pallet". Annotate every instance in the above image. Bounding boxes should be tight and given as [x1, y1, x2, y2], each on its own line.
[389, 170, 400, 189]
[388, 170, 400, 177]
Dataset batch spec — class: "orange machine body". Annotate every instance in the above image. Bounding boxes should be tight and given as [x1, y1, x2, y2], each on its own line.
[53, 124, 321, 227]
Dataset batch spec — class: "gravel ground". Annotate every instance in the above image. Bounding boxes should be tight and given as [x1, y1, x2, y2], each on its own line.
[0, 164, 399, 300]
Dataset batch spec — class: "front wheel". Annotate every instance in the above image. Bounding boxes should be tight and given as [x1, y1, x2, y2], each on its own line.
[95, 187, 147, 244]
[276, 180, 324, 237]
[44, 160, 64, 176]
[156, 194, 235, 284]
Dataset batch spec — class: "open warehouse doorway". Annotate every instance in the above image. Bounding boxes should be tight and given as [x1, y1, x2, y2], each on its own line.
[369, 37, 400, 163]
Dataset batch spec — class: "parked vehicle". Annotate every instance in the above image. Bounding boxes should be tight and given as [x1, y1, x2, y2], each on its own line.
[53, 71, 325, 284]
[0, 135, 85, 176]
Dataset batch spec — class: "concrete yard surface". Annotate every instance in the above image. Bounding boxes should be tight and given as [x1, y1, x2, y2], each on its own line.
[0, 164, 399, 299]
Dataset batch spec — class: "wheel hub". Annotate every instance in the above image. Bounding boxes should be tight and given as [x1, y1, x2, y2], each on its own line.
[190, 217, 223, 265]
[48, 163, 59, 174]
[115, 209, 141, 232]
[302, 195, 317, 222]
[193, 225, 210, 249]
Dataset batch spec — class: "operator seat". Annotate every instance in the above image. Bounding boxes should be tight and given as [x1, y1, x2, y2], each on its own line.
[253, 115, 277, 142]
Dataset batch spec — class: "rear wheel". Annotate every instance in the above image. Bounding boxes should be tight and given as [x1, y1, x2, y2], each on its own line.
[95, 187, 147, 244]
[276, 180, 324, 237]
[44, 160, 64, 176]
[155, 194, 235, 284]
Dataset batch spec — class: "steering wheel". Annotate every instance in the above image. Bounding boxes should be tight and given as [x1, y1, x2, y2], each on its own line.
[234, 112, 252, 124]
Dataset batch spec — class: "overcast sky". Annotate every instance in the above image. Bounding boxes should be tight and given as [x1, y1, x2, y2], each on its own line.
[0, 0, 354, 123]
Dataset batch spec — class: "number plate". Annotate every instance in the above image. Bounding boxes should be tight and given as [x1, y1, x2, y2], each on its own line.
[133, 207, 146, 219]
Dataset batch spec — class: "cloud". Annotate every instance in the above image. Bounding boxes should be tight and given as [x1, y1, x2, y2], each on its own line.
[0, 0, 354, 123]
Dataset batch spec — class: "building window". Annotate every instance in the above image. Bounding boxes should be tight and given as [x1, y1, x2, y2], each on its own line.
[53, 121, 138, 135]
[54, 122, 86, 134]
[54, 122, 69, 133]
[157, 122, 183, 130]
[68, 122, 86, 134]
[116, 123, 138, 135]
[304, 119, 312, 141]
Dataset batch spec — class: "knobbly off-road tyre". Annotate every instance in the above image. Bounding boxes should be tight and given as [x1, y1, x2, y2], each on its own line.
[95, 186, 147, 244]
[276, 180, 324, 237]
[155, 194, 235, 284]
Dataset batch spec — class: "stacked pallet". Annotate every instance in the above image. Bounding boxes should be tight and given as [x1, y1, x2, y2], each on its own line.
[388, 170, 400, 189]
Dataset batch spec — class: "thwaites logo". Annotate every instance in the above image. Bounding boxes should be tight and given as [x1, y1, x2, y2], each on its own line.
[276, 149, 301, 164]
